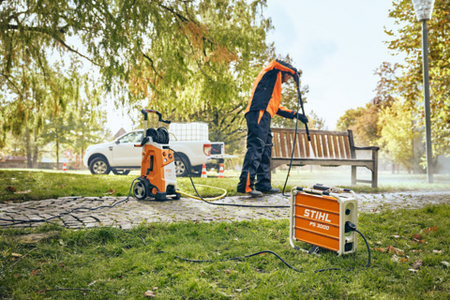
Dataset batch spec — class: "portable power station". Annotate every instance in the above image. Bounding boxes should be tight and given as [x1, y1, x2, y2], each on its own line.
[290, 185, 358, 256]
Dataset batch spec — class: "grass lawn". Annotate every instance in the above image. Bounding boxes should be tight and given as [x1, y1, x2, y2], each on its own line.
[1, 169, 450, 203]
[1, 204, 450, 299]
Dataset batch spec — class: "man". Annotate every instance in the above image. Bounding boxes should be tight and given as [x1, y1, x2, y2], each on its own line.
[237, 59, 308, 197]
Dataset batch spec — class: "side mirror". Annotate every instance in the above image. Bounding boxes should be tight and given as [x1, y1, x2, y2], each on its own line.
[115, 140, 120, 145]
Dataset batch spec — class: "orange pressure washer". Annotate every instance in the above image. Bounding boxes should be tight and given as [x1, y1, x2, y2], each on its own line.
[132, 109, 180, 201]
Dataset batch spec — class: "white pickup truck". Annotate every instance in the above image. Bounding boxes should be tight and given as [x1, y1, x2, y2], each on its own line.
[83, 129, 213, 176]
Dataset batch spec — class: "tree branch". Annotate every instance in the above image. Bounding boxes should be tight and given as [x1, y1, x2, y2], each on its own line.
[142, 52, 163, 80]
[53, 35, 101, 67]
[0, 72, 23, 97]
[3, 24, 101, 67]
[158, 4, 190, 23]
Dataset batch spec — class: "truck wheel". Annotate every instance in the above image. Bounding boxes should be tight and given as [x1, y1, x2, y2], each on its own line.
[175, 154, 190, 177]
[112, 169, 130, 175]
[89, 157, 111, 175]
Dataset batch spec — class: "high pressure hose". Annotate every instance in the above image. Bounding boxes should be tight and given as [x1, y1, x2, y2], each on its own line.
[177, 184, 227, 201]
[171, 149, 290, 208]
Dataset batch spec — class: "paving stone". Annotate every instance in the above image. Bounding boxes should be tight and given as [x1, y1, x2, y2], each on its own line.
[0, 191, 449, 229]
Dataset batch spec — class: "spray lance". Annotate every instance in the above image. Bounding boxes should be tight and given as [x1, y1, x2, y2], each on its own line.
[294, 71, 311, 142]
[281, 70, 311, 196]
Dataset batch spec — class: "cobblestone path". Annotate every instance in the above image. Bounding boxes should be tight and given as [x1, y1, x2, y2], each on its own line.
[0, 191, 449, 229]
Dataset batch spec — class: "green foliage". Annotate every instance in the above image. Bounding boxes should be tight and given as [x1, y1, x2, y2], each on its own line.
[386, 0, 450, 157]
[378, 98, 420, 172]
[1, 0, 275, 157]
[1, 204, 450, 298]
[307, 110, 326, 130]
[335, 103, 379, 146]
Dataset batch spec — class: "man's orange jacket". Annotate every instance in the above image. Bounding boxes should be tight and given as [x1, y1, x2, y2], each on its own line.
[244, 60, 298, 119]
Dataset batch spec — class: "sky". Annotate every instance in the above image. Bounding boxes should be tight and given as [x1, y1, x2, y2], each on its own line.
[106, 0, 403, 134]
[265, 0, 403, 130]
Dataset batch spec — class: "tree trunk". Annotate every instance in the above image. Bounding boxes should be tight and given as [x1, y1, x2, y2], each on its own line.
[25, 127, 32, 168]
[32, 130, 38, 168]
[56, 131, 60, 170]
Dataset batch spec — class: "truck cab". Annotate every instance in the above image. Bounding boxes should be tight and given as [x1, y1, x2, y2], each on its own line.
[83, 130, 212, 177]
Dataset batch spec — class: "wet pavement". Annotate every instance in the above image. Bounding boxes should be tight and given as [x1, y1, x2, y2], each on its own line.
[0, 191, 449, 229]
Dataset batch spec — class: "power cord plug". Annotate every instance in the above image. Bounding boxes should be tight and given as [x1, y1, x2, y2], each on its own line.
[345, 221, 357, 233]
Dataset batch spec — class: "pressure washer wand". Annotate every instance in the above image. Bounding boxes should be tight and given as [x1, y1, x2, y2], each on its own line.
[282, 74, 311, 196]
[296, 80, 311, 142]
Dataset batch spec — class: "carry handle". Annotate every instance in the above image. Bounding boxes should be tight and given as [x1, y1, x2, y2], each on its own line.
[141, 109, 171, 124]
[296, 187, 331, 196]
[312, 183, 352, 193]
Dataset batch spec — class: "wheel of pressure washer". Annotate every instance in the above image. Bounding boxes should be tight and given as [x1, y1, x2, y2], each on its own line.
[133, 179, 147, 200]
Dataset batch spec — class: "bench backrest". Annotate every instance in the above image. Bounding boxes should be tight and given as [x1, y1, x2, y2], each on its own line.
[271, 128, 355, 159]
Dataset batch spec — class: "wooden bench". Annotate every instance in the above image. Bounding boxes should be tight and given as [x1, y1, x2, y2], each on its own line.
[271, 128, 379, 188]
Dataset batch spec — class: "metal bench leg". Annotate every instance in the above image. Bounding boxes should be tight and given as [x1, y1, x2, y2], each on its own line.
[372, 163, 378, 188]
[351, 166, 357, 185]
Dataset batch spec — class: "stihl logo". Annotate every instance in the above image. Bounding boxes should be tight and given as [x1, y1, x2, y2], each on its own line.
[304, 209, 331, 223]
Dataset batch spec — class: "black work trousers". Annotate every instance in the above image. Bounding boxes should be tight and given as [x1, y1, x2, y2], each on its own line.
[237, 110, 273, 193]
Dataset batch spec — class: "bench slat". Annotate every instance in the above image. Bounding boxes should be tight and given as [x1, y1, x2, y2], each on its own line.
[294, 133, 302, 157]
[344, 135, 351, 159]
[280, 132, 287, 157]
[315, 134, 323, 158]
[286, 131, 292, 157]
[308, 133, 314, 157]
[338, 135, 346, 159]
[332, 135, 340, 158]
[322, 135, 328, 158]
[273, 130, 280, 157]
[301, 133, 308, 157]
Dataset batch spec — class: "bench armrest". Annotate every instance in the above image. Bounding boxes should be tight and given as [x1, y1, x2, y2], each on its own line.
[354, 146, 379, 151]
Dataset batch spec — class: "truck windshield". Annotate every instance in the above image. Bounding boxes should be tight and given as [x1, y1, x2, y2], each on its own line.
[118, 131, 143, 144]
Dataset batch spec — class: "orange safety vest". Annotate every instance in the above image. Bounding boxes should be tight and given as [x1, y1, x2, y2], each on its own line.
[244, 60, 297, 118]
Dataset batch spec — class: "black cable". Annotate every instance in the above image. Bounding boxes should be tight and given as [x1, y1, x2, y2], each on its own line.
[0, 178, 139, 227]
[356, 229, 371, 268]
[164, 229, 372, 274]
[171, 149, 289, 208]
[159, 250, 303, 273]
[313, 228, 371, 273]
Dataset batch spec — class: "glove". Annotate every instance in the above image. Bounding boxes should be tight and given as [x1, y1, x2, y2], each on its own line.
[295, 112, 308, 124]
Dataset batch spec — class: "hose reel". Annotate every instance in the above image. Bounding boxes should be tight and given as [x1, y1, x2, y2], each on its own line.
[146, 127, 170, 144]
